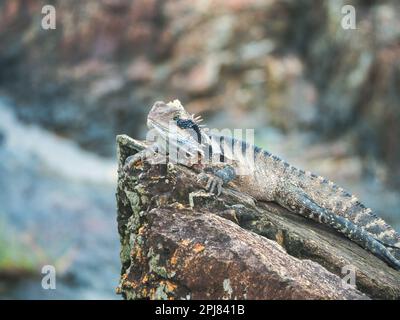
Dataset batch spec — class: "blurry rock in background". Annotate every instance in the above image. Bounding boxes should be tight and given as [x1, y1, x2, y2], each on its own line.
[0, 0, 399, 298]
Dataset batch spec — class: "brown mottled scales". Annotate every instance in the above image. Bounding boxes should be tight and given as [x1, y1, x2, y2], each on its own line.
[124, 100, 400, 270]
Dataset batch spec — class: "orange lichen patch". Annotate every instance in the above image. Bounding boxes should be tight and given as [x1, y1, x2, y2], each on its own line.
[165, 280, 177, 292]
[183, 255, 195, 269]
[276, 230, 285, 247]
[135, 246, 142, 258]
[193, 243, 205, 253]
[169, 202, 189, 212]
[121, 277, 138, 289]
[158, 195, 169, 206]
[137, 226, 146, 235]
[132, 245, 143, 262]
[149, 287, 156, 299]
[173, 202, 186, 210]
[141, 274, 149, 283]
[133, 160, 144, 168]
[180, 239, 192, 247]
[170, 250, 179, 265]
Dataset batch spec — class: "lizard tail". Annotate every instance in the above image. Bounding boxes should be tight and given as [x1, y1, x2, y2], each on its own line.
[293, 168, 400, 260]
[276, 186, 400, 271]
[343, 202, 400, 257]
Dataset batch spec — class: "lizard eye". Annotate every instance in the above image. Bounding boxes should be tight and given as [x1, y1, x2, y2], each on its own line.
[173, 114, 180, 121]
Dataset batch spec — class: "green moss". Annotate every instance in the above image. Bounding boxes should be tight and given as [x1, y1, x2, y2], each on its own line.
[140, 195, 149, 205]
[126, 211, 141, 233]
[120, 243, 131, 266]
[223, 278, 233, 299]
[125, 191, 141, 214]
[154, 282, 169, 300]
[0, 220, 38, 274]
[148, 248, 169, 278]
[123, 289, 137, 300]
[134, 184, 146, 195]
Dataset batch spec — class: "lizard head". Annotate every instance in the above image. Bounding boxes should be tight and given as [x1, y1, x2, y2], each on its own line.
[147, 100, 210, 161]
[148, 100, 194, 129]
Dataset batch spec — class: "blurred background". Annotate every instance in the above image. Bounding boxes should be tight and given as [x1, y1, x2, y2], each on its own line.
[0, 0, 399, 299]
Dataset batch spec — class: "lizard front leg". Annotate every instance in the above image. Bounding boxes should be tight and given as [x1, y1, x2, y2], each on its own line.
[197, 165, 236, 196]
[275, 185, 400, 270]
[123, 143, 159, 173]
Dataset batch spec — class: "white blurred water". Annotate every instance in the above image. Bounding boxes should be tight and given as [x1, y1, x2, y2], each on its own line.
[0, 97, 120, 299]
[0, 100, 117, 185]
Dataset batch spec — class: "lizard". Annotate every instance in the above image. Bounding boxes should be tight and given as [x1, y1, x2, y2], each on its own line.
[123, 99, 400, 271]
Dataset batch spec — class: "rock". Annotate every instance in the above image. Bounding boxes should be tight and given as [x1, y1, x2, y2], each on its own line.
[239, 39, 275, 61]
[126, 56, 154, 83]
[183, 57, 220, 96]
[115, 134, 400, 300]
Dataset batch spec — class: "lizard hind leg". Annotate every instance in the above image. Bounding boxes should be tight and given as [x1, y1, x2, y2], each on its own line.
[197, 165, 236, 196]
[275, 187, 400, 271]
[196, 172, 224, 196]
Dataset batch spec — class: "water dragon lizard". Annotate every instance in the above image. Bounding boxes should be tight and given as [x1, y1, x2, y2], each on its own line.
[124, 100, 400, 270]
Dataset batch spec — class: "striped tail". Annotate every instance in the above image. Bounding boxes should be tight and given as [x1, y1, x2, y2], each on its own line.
[276, 185, 400, 270]
[296, 169, 400, 261]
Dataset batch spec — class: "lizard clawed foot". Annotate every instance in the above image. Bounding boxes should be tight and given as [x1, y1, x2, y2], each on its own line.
[197, 173, 223, 196]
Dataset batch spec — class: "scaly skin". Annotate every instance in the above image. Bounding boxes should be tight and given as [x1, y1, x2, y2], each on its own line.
[124, 100, 400, 270]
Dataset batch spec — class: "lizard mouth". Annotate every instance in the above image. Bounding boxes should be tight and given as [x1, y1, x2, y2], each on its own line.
[147, 116, 201, 140]
[147, 115, 224, 162]
[147, 117, 205, 158]
[147, 117, 168, 132]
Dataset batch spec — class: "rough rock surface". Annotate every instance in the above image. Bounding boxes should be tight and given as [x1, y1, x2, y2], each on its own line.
[116, 135, 400, 300]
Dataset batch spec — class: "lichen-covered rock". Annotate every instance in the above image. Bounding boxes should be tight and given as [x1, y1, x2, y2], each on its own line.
[119, 206, 367, 300]
[115, 135, 400, 300]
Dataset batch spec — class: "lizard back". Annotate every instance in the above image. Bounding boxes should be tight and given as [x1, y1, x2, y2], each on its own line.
[213, 134, 400, 260]
[267, 146, 400, 260]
